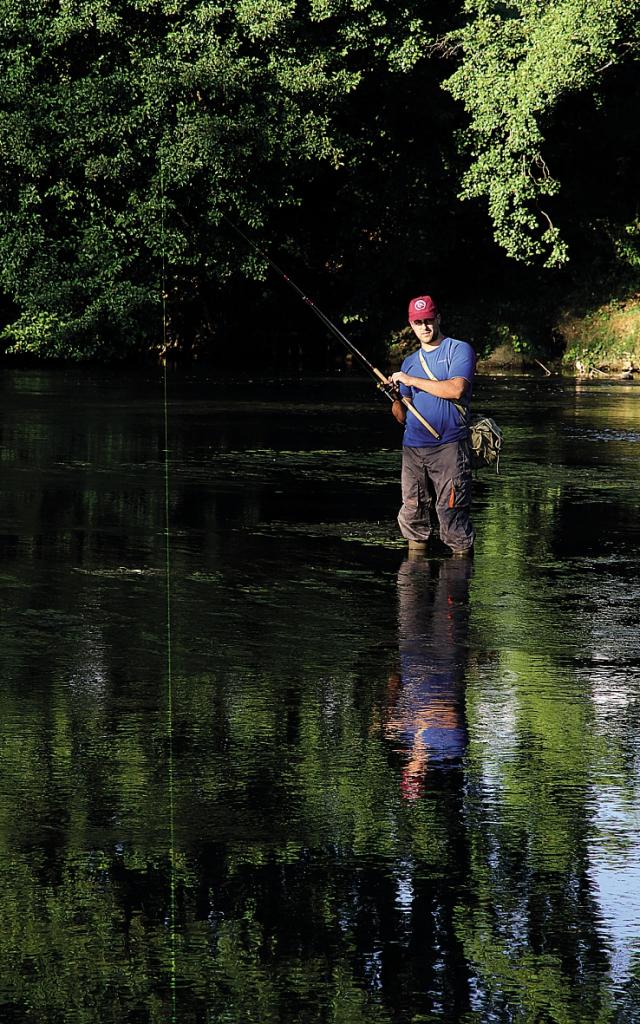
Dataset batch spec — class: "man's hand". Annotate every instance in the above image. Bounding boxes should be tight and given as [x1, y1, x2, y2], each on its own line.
[390, 371, 410, 387]
[388, 372, 469, 401]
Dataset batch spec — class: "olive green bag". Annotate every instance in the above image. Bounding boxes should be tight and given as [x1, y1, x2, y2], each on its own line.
[467, 414, 504, 473]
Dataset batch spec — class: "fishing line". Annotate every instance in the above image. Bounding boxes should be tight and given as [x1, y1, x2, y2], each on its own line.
[160, 156, 178, 1022]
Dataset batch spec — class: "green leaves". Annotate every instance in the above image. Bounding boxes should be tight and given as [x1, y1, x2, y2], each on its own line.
[2, 0, 410, 357]
[0, 0, 638, 358]
[443, 0, 640, 266]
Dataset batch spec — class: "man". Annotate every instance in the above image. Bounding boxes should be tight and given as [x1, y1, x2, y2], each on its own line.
[388, 295, 475, 556]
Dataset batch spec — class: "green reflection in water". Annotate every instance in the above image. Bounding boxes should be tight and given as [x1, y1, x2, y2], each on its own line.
[1, 371, 640, 1022]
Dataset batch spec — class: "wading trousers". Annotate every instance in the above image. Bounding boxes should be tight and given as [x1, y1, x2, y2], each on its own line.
[398, 440, 475, 553]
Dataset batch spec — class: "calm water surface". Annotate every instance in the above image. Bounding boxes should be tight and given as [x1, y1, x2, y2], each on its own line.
[1, 367, 639, 1023]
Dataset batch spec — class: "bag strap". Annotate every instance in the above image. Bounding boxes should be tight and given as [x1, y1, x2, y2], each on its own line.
[419, 351, 467, 420]
[397, 353, 440, 440]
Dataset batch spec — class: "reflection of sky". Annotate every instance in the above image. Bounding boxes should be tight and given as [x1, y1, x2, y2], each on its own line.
[589, 786, 640, 984]
[395, 861, 414, 916]
[468, 671, 519, 786]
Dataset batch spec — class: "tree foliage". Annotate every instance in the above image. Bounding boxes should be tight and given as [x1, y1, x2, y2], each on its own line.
[0, 0, 639, 358]
[0, 0, 437, 357]
[443, 0, 640, 267]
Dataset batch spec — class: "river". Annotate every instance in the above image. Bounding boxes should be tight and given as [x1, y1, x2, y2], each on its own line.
[1, 366, 639, 1022]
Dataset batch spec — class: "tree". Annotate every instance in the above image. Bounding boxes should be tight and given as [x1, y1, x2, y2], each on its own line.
[443, 0, 640, 267]
[0, 0, 440, 358]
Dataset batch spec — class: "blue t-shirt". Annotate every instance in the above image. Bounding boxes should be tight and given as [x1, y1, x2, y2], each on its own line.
[398, 337, 476, 447]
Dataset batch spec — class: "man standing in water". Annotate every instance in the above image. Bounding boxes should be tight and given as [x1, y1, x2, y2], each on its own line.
[389, 295, 476, 556]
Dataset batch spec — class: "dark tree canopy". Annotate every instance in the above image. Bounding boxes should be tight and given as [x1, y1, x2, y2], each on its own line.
[0, 0, 638, 360]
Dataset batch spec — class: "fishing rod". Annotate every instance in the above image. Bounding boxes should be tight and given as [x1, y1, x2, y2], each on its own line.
[222, 216, 440, 438]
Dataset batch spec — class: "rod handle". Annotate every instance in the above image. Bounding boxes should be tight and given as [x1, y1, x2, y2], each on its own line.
[401, 397, 441, 439]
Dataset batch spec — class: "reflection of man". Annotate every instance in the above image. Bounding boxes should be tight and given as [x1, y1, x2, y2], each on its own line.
[384, 553, 472, 800]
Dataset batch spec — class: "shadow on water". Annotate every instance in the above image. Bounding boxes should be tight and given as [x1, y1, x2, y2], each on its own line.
[1, 367, 640, 1021]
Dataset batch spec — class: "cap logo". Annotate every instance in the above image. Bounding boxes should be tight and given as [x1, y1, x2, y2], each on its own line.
[414, 299, 426, 311]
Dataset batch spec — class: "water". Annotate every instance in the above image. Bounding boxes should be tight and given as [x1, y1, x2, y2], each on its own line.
[1, 367, 639, 1023]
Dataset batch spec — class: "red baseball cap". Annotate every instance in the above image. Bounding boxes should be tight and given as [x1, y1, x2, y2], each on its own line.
[408, 295, 438, 321]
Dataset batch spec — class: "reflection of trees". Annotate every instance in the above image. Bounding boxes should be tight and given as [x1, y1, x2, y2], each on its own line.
[0, 552, 477, 1021]
[3, 375, 640, 1021]
[2, 542, 629, 1022]
[174, 556, 475, 1021]
[458, 610, 618, 1015]
[0, 851, 180, 1023]
[438, 397, 640, 1020]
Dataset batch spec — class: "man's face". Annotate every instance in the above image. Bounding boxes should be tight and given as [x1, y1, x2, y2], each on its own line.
[410, 315, 441, 346]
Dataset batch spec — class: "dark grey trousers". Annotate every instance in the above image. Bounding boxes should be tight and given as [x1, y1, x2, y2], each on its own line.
[398, 440, 475, 552]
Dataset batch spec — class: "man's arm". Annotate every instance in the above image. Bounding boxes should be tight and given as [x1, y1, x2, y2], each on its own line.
[389, 373, 470, 401]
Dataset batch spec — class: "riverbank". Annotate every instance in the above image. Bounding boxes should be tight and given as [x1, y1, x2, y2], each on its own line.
[557, 295, 640, 376]
[476, 295, 640, 378]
